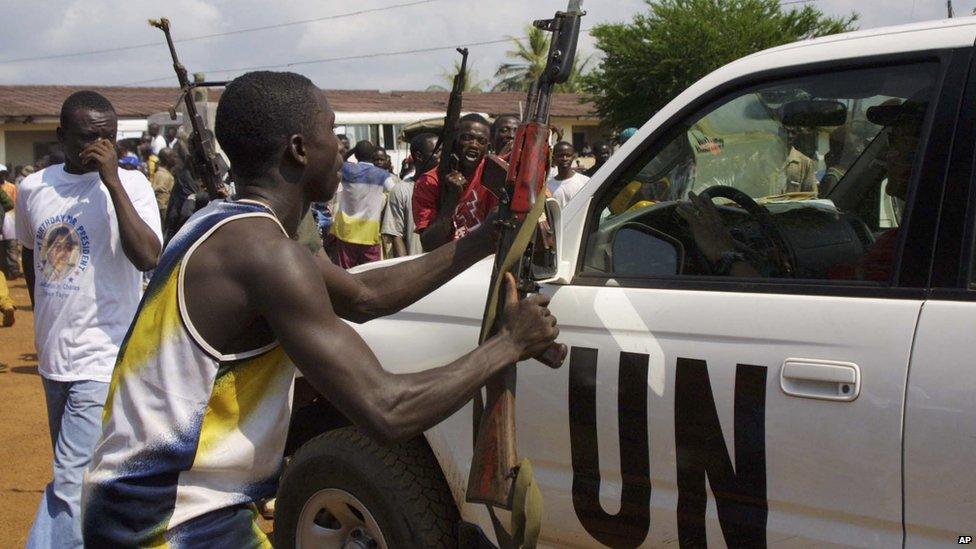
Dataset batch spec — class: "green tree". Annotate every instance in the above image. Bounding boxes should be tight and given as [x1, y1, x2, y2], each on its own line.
[582, 0, 858, 129]
[426, 60, 491, 92]
[492, 24, 592, 93]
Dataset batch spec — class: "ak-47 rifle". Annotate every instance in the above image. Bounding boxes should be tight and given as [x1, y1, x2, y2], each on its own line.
[148, 18, 226, 197]
[467, 1, 583, 546]
[435, 47, 468, 211]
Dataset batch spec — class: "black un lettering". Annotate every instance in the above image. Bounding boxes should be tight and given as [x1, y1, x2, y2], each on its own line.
[674, 358, 768, 548]
[568, 347, 651, 548]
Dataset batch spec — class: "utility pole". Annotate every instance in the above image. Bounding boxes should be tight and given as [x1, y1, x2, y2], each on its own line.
[947, 0, 954, 18]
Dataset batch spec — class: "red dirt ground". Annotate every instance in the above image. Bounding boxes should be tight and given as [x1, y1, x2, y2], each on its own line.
[0, 280, 48, 546]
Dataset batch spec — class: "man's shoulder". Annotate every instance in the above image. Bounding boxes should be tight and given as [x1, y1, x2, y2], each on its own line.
[415, 167, 439, 184]
[17, 168, 51, 195]
[240, 227, 318, 288]
[118, 168, 154, 197]
[203, 214, 298, 266]
[342, 161, 387, 180]
[119, 167, 151, 185]
[391, 178, 414, 196]
[572, 172, 590, 185]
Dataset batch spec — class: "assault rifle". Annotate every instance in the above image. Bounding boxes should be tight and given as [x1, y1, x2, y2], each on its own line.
[467, 1, 583, 546]
[435, 47, 468, 210]
[148, 18, 226, 197]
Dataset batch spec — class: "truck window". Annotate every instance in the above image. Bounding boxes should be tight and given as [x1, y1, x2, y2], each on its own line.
[582, 62, 939, 284]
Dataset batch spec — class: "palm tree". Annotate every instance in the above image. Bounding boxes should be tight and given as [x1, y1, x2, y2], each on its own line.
[426, 60, 491, 93]
[492, 25, 549, 92]
[492, 24, 591, 93]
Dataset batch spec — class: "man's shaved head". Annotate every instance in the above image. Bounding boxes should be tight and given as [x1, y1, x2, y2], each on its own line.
[60, 91, 115, 130]
[459, 113, 491, 128]
[353, 140, 378, 163]
[215, 71, 321, 177]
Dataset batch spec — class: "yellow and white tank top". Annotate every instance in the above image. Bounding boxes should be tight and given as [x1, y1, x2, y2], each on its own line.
[83, 199, 295, 546]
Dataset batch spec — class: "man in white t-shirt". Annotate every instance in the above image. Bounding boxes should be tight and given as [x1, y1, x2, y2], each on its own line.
[16, 91, 162, 548]
[546, 141, 590, 208]
[148, 122, 167, 156]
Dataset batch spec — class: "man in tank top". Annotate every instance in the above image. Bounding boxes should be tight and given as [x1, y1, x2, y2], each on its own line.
[82, 71, 565, 547]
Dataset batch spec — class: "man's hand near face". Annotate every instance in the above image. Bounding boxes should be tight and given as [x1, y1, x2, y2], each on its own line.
[80, 138, 122, 188]
[77, 137, 160, 271]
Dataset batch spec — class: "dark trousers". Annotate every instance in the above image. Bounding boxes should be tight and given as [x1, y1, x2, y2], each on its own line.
[0, 239, 21, 279]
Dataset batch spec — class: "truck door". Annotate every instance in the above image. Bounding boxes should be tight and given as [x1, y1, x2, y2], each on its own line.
[903, 45, 976, 547]
[521, 53, 965, 547]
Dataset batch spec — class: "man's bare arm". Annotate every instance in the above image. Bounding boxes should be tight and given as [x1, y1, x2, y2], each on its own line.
[251, 238, 557, 444]
[419, 171, 467, 252]
[391, 235, 408, 258]
[418, 214, 456, 252]
[316, 225, 494, 323]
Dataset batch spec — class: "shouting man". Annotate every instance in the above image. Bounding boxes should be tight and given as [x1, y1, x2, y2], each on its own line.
[413, 113, 498, 251]
[17, 91, 162, 548]
[82, 71, 561, 547]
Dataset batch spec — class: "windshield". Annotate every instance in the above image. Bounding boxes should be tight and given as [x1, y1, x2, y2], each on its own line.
[605, 63, 937, 214]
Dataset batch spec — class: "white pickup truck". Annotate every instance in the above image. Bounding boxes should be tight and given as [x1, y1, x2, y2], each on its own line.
[273, 18, 976, 548]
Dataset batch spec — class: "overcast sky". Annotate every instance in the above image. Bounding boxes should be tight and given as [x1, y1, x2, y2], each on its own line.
[0, 0, 969, 90]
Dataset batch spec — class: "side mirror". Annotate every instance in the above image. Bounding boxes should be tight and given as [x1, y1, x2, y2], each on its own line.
[610, 222, 684, 276]
[531, 198, 560, 280]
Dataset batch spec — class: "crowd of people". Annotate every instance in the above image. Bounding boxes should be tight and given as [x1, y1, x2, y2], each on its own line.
[318, 113, 605, 270]
[0, 77, 620, 546]
[0, 113, 614, 332]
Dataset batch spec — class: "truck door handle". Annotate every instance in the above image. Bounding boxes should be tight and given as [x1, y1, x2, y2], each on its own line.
[780, 359, 860, 402]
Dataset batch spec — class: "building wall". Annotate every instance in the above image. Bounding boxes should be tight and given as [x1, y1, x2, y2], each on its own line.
[1, 124, 59, 168]
[551, 118, 611, 154]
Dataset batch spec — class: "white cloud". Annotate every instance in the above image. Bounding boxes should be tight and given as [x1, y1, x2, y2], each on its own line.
[0, 0, 970, 89]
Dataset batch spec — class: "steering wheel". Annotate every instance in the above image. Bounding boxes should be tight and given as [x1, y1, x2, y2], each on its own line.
[697, 185, 795, 277]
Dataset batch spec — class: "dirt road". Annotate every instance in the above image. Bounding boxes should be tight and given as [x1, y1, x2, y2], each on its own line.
[0, 279, 48, 546]
[0, 279, 275, 543]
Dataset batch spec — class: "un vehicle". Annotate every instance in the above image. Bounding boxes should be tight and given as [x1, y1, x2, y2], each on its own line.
[275, 18, 976, 548]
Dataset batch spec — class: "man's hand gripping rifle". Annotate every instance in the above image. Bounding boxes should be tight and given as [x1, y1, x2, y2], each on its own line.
[467, 2, 584, 547]
[148, 18, 226, 197]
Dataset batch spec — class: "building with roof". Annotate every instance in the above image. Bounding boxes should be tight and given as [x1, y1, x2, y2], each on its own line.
[0, 85, 604, 169]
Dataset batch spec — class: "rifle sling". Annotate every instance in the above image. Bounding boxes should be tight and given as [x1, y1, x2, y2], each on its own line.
[479, 191, 548, 344]
[474, 188, 548, 549]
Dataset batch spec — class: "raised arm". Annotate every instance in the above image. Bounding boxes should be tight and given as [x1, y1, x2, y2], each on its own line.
[317, 222, 494, 323]
[252, 238, 558, 444]
[83, 139, 161, 271]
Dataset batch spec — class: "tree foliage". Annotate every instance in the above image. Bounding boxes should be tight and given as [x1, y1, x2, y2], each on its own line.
[582, 0, 858, 129]
[492, 24, 591, 93]
[426, 59, 491, 93]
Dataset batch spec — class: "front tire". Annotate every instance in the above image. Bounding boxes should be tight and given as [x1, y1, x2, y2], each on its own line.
[274, 427, 460, 549]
